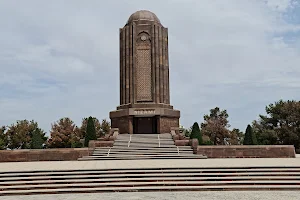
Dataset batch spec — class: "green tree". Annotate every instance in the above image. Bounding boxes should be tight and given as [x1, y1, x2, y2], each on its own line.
[253, 100, 300, 148]
[6, 120, 47, 149]
[252, 120, 278, 145]
[243, 124, 257, 145]
[80, 117, 101, 139]
[229, 128, 244, 145]
[190, 122, 203, 145]
[48, 117, 81, 148]
[201, 107, 231, 145]
[100, 119, 111, 137]
[0, 126, 7, 150]
[84, 116, 97, 147]
[30, 128, 45, 149]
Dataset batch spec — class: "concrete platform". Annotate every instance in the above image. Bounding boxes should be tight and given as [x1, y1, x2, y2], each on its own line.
[0, 191, 299, 200]
[0, 158, 299, 172]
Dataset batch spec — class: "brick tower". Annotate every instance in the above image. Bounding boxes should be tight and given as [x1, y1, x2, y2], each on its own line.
[109, 10, 180, 134]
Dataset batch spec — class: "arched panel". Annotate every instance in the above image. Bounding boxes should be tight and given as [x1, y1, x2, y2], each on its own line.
[135, 32, 152, 102]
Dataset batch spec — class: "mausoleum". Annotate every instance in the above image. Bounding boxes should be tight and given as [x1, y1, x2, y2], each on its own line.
[109, 10, 180, 134]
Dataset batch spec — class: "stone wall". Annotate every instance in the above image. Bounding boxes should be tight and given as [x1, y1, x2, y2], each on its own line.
[0, 148, 92, 162]
[111, 116, 130, 134]
[159, 117, 179, 133]
[88, 140, 114, 148]
[196, 145, 295, 158]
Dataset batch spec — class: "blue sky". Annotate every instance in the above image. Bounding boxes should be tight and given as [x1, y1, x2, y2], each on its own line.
[0, 0, 300, 134]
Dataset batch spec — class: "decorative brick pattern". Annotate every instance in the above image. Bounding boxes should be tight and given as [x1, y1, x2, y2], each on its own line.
[159, 117, 179, 133]
[136, 41, 152, 101]
[111, 116, 130, 134]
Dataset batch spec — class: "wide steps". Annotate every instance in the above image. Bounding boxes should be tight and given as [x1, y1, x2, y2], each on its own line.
[1, 167, 300, 195]
[3, 185, 300, 196]
[3, 176, 300, 186]
[92, 152, 193, 156]
[96, 146, 192, 150]
[3, 180, 300, 190]
[81, 133, 199, 161]
[79, 156, 206, 160]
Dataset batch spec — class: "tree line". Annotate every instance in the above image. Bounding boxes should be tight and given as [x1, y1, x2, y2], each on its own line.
[1, 99, 300, 150]
[0, 117, 110, 150]
[186, 100, 300, 151]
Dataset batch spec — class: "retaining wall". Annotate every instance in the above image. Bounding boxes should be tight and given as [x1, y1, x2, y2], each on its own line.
[0, 148, 92, 162]
[196, 145, 295, 158]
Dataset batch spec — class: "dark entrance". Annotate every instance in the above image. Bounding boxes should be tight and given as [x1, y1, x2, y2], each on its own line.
[133, 117, 157, 134]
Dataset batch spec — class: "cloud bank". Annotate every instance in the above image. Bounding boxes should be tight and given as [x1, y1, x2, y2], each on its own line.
[0, 0, 299, 133]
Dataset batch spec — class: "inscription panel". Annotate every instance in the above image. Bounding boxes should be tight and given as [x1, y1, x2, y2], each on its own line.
[136, 33, 152, 102]
[134, 109, 155, 115]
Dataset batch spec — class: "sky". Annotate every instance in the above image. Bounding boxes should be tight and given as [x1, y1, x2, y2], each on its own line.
[0, 0, 300, 134]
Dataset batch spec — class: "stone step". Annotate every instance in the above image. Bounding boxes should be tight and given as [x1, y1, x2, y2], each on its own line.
[0, 184, 300, 196]
[1, 165, 300, 196]
[125, 140, 175, 143]
[3, 171, 300, 182]
[94, 148, 193, 151]
[93, 149, 193, 153]
[87, 154, 200, 157]
[2, 168, 300, 177]
[114, 141, 175, 145]
[113, 144, 177, 148]
[133, 134, 171, 137]
[115, 138, 173, 141]
[88, 153, 197, 158]
[95, 146, 192, 150]
[2, 185, 300, 195]
[117, 135, 172, 140]
[3, 176, 300, 186]
[2, 180, 300, 190]
[93, 151, 193, 155]
[79, 156, 207, 160]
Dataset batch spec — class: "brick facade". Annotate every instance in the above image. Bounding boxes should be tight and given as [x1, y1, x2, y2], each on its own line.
[111, 116, 133, 134]
[158, 117, 179, 133]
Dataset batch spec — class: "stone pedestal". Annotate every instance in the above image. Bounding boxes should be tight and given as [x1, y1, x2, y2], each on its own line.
[110, 103, 180, 134]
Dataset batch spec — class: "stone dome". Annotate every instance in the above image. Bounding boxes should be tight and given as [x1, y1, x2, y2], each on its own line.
[127, 10, 161, 24]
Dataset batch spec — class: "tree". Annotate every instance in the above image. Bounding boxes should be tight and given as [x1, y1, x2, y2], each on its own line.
[80, 117, 101, 139]
[190, 122, 203, 145]
[0, 126, 7, 150]
[84, 116, 97, 147]
[252, 120, 278, 145]
[31, 128, 44, 149]
[229, 128, 244, 145]
[243, 124, 257, 145]
[48, 117, 81, 148]
[183, 126, 192, 137]
[253, 100, 300, 148]
[100, 119, 111, 137]
[201, 107, 231, 145]
[6, 120, 47, 149]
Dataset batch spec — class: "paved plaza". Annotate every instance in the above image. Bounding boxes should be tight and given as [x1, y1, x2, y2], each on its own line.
[0, 158, 300, 172]
[1, 191, 300, 200]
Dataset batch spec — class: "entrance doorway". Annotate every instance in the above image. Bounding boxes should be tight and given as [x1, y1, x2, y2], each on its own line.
[133, 117, 157, 134]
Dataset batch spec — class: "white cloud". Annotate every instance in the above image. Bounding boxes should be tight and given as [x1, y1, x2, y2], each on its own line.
[0, 0, 299, 133]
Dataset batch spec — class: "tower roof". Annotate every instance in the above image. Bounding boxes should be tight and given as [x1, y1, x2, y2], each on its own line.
[127, 10, 161, 24]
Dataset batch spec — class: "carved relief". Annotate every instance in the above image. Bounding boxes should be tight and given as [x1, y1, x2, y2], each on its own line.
[135, 32, 152, 102]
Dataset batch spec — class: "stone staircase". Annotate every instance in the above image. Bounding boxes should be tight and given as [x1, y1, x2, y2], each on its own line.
[1, 167, 300, 195]
[79, 134, 206, 160]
